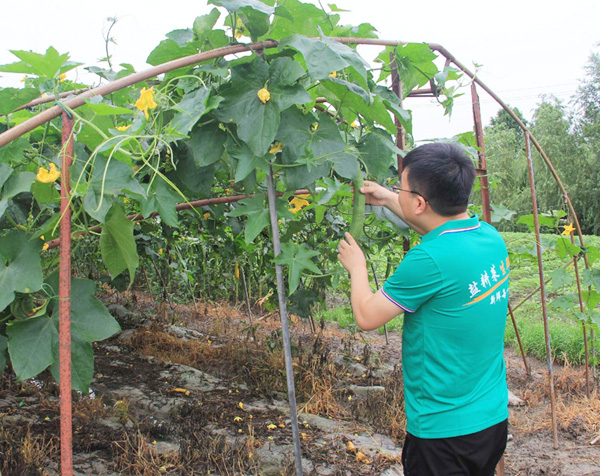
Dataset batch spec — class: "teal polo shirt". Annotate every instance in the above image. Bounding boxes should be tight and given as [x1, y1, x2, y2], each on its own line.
[382, 216, 509, 438]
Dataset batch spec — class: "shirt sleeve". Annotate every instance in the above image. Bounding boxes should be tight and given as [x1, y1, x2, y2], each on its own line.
[381, 247, 443, 313]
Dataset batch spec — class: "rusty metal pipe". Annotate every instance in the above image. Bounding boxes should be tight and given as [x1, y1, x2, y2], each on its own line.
[471, 83, 492, 224]
[44, 189, 310, 250]
[59, 112, 74, 476]
[525, 132, 559, 449]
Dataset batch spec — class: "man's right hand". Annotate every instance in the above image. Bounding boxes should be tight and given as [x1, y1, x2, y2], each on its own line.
[360, 180, 397, 207]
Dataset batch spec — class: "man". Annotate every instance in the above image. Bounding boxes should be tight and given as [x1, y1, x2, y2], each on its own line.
[337, 142, 509, 476]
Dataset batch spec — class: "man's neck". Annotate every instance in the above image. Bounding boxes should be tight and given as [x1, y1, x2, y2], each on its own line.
[418, 211, 472, 236]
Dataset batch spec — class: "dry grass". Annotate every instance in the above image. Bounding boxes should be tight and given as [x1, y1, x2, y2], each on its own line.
[0, 423, 59, 476]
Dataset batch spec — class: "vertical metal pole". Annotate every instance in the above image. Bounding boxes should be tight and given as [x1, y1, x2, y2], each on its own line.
[524, 132, 559, 449]
[508, 303, 530, 375]
[471, 83, 492, 224]
[266, 165, 303, 476]
[566, 208, 591, 397]
[59, 112, 74, 476]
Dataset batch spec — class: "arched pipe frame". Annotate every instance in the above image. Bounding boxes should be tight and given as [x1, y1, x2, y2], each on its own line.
[0, 36, 589, 472]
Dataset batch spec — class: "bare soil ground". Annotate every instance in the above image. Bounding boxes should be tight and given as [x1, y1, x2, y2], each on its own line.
[1, 291, 599, 475]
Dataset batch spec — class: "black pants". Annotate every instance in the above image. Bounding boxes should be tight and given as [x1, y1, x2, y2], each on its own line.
[401, 419, 508, 476]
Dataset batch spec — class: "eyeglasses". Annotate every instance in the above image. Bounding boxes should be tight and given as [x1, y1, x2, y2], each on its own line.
[392, 184, 428, 202]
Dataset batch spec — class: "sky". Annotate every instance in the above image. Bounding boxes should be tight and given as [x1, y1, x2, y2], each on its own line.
[1, 0, 599, 141]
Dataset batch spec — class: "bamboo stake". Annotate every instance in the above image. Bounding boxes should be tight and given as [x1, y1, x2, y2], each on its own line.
[525, 132, 559, 449]
[59, 112, 74, 476]
[266, 165, 303, 476]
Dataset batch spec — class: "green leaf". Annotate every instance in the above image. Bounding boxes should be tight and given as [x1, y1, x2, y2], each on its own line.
[549, 294, 576, 313]
[146, 39, 198, 66]
[83, 156, 146, 223]
[227, 194, 270, 244]
[166, 28, 194, 46]
[0, 171, 35, 219]
[31, 181, 61, 206]
[237, 6, 271, 38]
[50, 335, 93, 393]
[6, 316, 57, 380]
[270, 0, 338, 37]
[214, 61, 280, 156]
[230, 143, 269, 182]
[288, 287, 320, 319]
[0, 88, 39, 115]
[171, 88, 212, 136]
[100, 204, 139, 285]
[194, 9, 221, 43]
[490, 203, 516, 223]
[45, 273, 121, 343]
[0, 335, 7, 373]
[2, 47, 81, 78]
[274, 242, 321, 295]
[0, 137, 30, 165]
[516, 213, 559, 233]
[190, 121, 227, 167]
[549, 268, 573, 291]
[279, 35, 349, 80]
[319, 33, 368, 82]
[209, 0, 274, 15]
[583, 290, 600, 312]
[393, 43, 439, 95]
[0, 230, 43, 312]
[583, 269, 600, 291]
[554, 236, 582, 259]
[357, 129, 396, 181]
[141, 179, 180, 227]
[82, 101, 134, 116]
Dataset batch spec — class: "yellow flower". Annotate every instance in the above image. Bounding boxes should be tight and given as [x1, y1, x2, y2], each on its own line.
[58, 73, 67, 82]
[562, 223, 575, 236]
[225, 188, 234, 196]
[235, 30, 243, 39]
[40, 236, 45, 241]
[36, 163, 60, 183]
[203, 212, 210, 219]
[350, 120, 359, 128]
[267, 424, 277, 430]
[311, 123, 319, 132]
[257, 88, 271, 104]
[329, 71, 337, 78]
[20, 76, 28, 82]
[289, 196, 309, 214]
[238, 402, 244, 410]
[116, 124, 131, 132]
[135, 86, 158, 119]
[158, 248, 163, 256]
[233, 416, 243, 422]
[248, 452, 253, 458]
[42, 243, 49, 251]
[269, 142, 284, 154]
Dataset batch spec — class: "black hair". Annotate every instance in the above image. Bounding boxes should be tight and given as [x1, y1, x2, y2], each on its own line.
[402, 142, 476, 216]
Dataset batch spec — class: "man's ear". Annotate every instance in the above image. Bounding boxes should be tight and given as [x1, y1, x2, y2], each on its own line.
[413, 195, 428, 216]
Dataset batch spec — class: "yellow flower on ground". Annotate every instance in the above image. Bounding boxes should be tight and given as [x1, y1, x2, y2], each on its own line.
[562, 223, 575, 236]
[36, 163, 60, 183]
[233, 416, 243, 422]
[329, 71, 337, 78]
[267, 424, 277, 430]
[257, 88, 271, 104]
[135, 86, 158, 119]
[289, 196, 310, 214]
[238, 402, 244, 410]
[269, 142, 283, 154]
[116, 124, 131, 132]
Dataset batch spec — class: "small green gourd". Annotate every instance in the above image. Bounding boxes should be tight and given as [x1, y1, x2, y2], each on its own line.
[349, 165, 365, 240]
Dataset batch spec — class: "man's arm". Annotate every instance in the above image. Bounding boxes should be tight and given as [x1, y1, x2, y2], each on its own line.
[338, 232, 403, 331]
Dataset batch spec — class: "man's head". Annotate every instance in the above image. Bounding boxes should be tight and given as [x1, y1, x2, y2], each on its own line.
[401, 142, 476, 217]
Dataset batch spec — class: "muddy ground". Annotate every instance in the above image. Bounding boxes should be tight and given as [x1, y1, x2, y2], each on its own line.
[0, 292, 599, 475]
